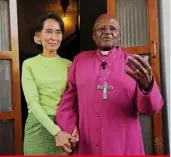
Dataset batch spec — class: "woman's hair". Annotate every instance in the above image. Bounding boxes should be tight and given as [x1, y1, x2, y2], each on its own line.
[34, 12, 64, 34]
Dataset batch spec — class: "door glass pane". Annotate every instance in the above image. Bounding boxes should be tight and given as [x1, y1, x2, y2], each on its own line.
[0, 60, 12, 111]
[116, 0, 148, 47]
[0, 120, 14, 155]
[0, 0, 10, 51]
[140, 115, 154, 155]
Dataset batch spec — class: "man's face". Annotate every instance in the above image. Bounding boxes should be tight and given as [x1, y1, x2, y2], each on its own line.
[93, 16, 121, 51]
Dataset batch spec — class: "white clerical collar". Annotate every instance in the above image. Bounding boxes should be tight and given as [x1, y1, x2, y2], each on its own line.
[101, 50, 109, 55]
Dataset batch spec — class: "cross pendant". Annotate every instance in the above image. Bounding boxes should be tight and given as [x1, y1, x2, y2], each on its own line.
[97, 82, 113, 100]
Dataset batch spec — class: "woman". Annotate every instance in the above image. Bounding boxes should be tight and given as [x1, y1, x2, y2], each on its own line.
[21, 12, 77, 155]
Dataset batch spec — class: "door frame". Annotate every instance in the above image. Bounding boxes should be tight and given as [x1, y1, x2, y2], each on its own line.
[0, 0, 22, 154]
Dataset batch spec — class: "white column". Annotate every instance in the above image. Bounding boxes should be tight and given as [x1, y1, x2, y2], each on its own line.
[158, 0, 171, 154]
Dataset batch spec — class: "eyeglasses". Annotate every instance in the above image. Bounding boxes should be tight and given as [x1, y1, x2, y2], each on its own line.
[94, 25, 119, 33]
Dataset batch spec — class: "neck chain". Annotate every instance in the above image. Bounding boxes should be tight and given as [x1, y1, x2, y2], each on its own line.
[98, 52, 110, 69]
[100, 54, 116, 84]
[96, 51, 116, 84]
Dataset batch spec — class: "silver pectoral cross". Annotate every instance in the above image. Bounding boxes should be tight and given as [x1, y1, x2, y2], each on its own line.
[97, 82, 113, 100]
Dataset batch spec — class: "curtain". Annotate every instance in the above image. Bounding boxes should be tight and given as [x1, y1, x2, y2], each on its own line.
[0, 0, 10, 51]
[116, 0, 148, 47]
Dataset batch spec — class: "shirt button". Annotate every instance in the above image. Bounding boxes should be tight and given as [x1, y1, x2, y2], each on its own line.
[96, 100, 99, 103]
[96, 113, 99, 117]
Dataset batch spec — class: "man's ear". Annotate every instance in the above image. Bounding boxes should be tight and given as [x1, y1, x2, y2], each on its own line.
[118, 32, 121, 43]
[92, 32, 95, 41]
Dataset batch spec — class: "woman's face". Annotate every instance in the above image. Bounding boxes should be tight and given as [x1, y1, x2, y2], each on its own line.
[38, 18, 63, 53]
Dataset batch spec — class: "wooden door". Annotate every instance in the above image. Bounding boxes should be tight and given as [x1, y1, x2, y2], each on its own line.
[107, 0, 163, 155]
[0, 0, 22, 155]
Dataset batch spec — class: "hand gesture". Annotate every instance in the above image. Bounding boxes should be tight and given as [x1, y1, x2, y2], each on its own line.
[125, 54, 153, 90]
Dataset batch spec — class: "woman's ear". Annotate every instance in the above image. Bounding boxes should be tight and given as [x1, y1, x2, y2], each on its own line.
[34, 32, 41, 45]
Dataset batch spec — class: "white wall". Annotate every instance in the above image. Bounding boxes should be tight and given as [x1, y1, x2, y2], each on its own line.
[158, 0, 170, 154]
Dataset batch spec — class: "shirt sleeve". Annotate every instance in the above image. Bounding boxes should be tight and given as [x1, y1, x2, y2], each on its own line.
[21, 61, 61, 136]
[136, 79, 164, 115]
[56, 57, 78, 134]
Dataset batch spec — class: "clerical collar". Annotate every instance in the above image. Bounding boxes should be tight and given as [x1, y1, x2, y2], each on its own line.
[101, 50, 109, 55]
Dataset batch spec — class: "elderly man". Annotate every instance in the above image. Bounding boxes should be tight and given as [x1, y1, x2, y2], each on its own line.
[55, 14, 163, 155]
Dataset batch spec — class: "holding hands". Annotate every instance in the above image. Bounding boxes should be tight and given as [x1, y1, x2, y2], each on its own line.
[55, 126, 79, 153]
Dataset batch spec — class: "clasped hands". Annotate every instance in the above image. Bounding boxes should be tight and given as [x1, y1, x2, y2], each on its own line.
[55, 127, 79, 153]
